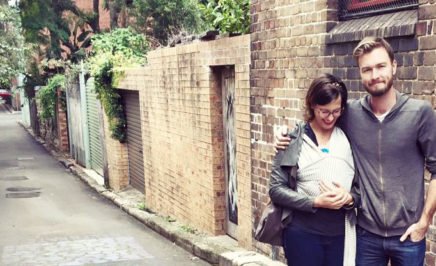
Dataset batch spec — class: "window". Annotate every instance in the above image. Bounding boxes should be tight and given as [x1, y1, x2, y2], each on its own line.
[338, 0, 418, 20]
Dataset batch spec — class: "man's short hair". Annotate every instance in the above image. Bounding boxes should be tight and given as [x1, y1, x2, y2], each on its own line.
[353, 37, 394, 65]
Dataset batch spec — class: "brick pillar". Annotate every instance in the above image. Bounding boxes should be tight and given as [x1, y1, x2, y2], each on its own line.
[56, 88, 69, 152]
[102, 110, 129, 191]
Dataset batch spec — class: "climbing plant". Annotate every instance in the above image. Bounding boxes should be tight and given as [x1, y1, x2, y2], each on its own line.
[37, 74, 66, 121]
[87, 27, 148, 142]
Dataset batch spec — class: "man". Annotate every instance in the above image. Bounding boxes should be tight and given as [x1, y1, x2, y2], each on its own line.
[275, 37, 436, 265]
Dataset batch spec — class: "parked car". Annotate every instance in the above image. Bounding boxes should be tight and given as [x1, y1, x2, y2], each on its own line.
[0, 89, 12, 104]
[0, 89, 11, 98]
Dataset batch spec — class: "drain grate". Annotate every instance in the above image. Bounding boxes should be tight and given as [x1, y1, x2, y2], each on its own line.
[6, 187, 40, 192]
[5, 184, 41, 198]
[6, 192, 41, 198]
[0, 160, 18, 167]
[0, 176, 28, 181]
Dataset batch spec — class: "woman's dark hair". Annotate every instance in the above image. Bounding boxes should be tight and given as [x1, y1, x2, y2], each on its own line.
[304, 73, 348, 121]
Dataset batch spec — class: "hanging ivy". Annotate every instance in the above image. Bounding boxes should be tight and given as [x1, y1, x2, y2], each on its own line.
[87, 28, 148, 142]
[92, 58, 127, 142]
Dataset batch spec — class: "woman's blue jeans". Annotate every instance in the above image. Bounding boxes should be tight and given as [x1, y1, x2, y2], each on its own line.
[283, 225, 344, 266]
[356, 225, 425, 266]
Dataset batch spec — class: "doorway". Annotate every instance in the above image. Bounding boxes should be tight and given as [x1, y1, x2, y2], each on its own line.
[220, 66, 238, 238]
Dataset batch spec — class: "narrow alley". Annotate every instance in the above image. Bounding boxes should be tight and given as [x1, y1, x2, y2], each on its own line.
[0, 106, 210, 265]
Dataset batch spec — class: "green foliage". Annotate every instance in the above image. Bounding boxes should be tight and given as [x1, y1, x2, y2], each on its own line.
[199, 0, 250, 34]
[137, 202, 154, 213]
[92, 58, 127, 142]
[101, 0, 205, 46]
[131, 0, 204, 45]
[137, 202, 146, 210]
[37, 74, 65, 121]
[0, 4, 26, 84]
[164, 216, 176, 223]
[88, 28, 148, 142]
[91, 27, 147, 61]
[0, 79, 9, 90]
[181, 225, 197, 234]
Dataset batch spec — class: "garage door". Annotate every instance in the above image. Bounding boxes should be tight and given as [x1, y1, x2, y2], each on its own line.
[120, 90, 145, 193]
[86, 78, 104, 176]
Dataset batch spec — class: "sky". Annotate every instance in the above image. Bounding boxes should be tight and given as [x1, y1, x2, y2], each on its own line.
[8, 0, 18, 6]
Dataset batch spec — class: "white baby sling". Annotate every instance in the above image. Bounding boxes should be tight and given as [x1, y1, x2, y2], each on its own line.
[296, 127, 356, 266]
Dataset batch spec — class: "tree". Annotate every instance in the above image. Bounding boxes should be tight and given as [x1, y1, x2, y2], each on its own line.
[0, 4, 26, 87]
[131, 0, 203, 45]
[102, 0, 132, 29]
[101, 0, 203, 46]
[91, 0, 101, 33]
[17, 0, 101, 102]
[18, 0, 95, 63]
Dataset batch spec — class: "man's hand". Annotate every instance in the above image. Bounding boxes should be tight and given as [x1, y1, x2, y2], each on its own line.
[274, 125, 291, 151]
[401, 179, 436, 242]
[400, 219, 429, 242]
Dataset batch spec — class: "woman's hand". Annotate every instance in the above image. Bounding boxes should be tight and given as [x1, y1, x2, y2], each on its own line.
[314, 181, 353, 209]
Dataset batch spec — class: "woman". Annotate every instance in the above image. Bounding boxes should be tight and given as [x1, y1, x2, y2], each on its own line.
[269, 73, 356, 266]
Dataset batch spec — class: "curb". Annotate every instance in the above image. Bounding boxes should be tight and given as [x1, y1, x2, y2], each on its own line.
[19, 121, 286, 266]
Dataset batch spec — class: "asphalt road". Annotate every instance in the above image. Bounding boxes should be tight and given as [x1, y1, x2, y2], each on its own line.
[0, 106, 210, 266]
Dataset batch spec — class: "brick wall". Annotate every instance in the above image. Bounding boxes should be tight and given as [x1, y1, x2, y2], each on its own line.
[419, 3, 436, 265]
[251, 0, 436, 263]
[56, 89, 69, 152]
[102, 113, 129, 191]
[116, 35, 252, 245]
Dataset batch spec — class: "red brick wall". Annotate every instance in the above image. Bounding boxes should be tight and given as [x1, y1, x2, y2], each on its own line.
[56, 89, 69, 152]
[251, 0, 436, 262]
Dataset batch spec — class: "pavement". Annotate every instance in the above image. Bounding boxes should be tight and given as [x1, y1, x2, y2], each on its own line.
[16, 109, 286, 266]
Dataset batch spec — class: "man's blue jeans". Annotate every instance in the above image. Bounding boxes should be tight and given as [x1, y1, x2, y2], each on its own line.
[356, 225, 425, 266]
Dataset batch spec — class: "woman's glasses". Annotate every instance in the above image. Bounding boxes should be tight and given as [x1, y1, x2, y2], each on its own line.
[315, 108, 342, 119]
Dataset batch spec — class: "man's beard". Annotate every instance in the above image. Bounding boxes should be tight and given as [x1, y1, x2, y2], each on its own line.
[364, 76, 394, 97]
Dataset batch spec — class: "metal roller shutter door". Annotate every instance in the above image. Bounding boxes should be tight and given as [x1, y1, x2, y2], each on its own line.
[121, 90, 145, 193]
[86, 78, 104, 176]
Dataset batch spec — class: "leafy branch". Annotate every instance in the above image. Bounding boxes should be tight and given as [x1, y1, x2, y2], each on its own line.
[199, 0, 250, 34]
